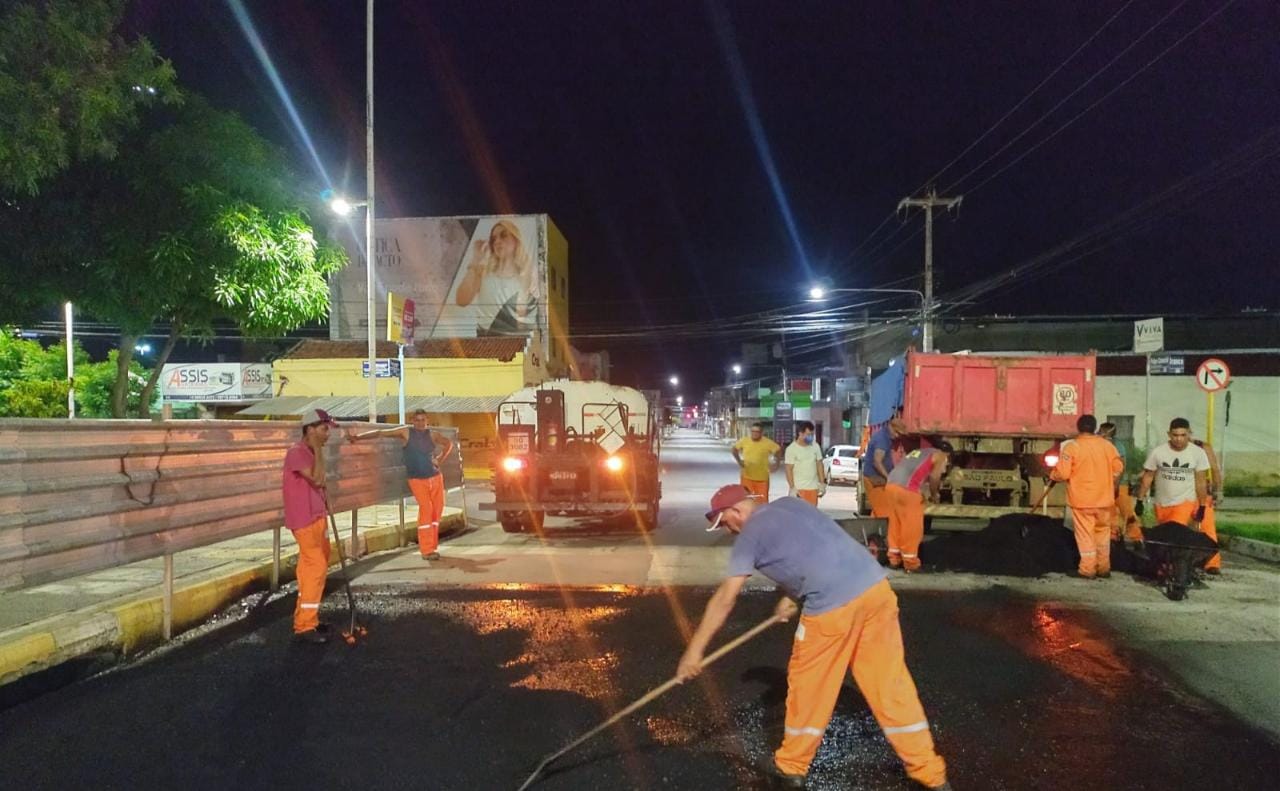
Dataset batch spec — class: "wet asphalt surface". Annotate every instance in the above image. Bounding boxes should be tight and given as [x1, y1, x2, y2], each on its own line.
[2, 583, 1278, 791]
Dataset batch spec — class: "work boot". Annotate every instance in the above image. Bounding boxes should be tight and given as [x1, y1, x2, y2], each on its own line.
[294, 629, 328, 645]
[1096, 572, 1111, 579]
[929, 783, 953, 791]
[423, 552, 441, 561]
[315, 621, 332, 633]
[768, 765, 805, 788]
[1205, 567, 1221, 576]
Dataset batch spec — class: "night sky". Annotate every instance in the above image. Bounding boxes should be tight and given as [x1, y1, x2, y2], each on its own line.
[124, 1, 1279, 394]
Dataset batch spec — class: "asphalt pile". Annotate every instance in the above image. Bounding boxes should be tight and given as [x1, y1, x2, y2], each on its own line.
[920, 514, 1081, 576]
[1141, 521, 1219, 550]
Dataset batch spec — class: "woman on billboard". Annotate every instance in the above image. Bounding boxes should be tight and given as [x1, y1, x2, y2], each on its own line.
[454, 219, 539, 335]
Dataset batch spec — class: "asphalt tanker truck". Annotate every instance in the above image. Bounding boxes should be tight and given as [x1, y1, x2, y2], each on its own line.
[864, 350, 1097, 527]
[482, 380, 662, 533]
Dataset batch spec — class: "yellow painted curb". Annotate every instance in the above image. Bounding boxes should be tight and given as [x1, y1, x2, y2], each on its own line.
[0, 631, 58, 683]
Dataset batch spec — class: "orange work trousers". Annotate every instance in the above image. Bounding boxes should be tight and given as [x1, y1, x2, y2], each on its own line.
[1156, 500, 1220, 571]
[775, 579, 947, 787]
[796, 489, 819, 506]
[1113, 484, 1142, 542]
[1070, 506, 1112, 577]
[409, 474, 445, 557]
[741, 476, 770, 501]
[864, 477, 890, 518]
[291, 516, 331, 634]
[886, 484, 924, 571]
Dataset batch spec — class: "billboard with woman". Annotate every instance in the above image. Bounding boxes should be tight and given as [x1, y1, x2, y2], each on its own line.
[330, 214, 563, 344]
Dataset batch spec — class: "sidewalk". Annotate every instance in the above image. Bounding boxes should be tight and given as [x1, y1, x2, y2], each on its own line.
[0, 502, 463, 690]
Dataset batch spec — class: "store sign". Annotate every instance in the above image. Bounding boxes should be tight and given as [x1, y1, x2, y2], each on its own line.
[387, 291, 416, 345]
[1133, 317, 1164, 353]
[361, 358, 402, 378]
[1147, 354, 1185, 375]
[160, 363, 273, 402]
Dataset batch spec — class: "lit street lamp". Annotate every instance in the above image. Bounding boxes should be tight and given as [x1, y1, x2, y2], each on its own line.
[807, 285, 931, 352]
[731, 364, 742, 376]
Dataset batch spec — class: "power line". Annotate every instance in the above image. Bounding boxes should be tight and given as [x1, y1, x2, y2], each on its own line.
[944, 0, 1198, 193]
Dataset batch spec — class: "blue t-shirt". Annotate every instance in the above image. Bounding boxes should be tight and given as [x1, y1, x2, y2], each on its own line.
[862, 426, 895, 478]
[727, 497, 886, 615]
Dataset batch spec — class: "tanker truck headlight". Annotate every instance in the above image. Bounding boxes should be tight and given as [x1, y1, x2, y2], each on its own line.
[502, 456, 527, 473]
[604, 456, 625, 472]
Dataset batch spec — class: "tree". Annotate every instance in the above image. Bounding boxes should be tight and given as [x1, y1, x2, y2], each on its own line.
[0, 329, 140, 417]
[0, 0, 177, 196]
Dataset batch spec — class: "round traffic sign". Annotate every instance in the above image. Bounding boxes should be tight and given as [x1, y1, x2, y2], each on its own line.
[1196, 358, 1231, 392]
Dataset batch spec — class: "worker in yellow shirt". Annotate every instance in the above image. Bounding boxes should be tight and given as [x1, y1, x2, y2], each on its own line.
[732, 422, 782, 500]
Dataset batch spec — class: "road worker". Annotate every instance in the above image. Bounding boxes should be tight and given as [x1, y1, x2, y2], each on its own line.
[1135, 418, 1214, 565]
[1051, 415, 1124, 579]
[861, 418, 906, 519]
[784, 420, 826, 506]
[885, 444, 950, 571]
[732, 422, 782, 500]
[349, 409, 455, 560]
[282, 408, 337, 644]
[677, 484, 950, 789]
[1099, 422, 1142, 542]
[1190, 437, 1223, 574]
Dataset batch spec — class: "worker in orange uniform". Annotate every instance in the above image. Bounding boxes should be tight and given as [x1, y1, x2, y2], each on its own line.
[678, 484, 950, 790]
[349, 409, 455, 559]
[1050, 415, 1124, 579]
[1099, 422, 1142, 542]
[282, 408, 338, 644]
[885, 444, 950, 571]
[861, 418, 906, 520]
[1135, 417, 1214, 566]
[732, 422, 781, 500]
[784, 420, 826, 505]
[1191, 437, 1224, 573]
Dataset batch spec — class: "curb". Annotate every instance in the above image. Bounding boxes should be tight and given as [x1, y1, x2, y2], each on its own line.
[1221, 534, 1280, 564]
[0, 511, 464, 688]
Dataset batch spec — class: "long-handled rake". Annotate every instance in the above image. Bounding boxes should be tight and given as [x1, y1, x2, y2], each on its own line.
[324, 496, 368, 645]
[515, 614, 781, 790]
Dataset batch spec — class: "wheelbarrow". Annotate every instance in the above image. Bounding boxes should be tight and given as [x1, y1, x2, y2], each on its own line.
[1134, 522, 1218, 601]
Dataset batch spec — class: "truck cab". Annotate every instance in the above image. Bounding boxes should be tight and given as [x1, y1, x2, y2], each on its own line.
[483, 380, 662, 533]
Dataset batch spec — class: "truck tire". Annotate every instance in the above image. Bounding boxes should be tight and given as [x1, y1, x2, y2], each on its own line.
[500, 519, 524, 534]
[638, 500, 660, 531]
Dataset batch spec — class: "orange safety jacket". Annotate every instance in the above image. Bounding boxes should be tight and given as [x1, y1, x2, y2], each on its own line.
[1050, 433, 1123, 509]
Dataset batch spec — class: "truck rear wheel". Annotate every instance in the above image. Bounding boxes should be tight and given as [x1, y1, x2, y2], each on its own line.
[638, 500, 659, 531]
[500, 518, 524, 534]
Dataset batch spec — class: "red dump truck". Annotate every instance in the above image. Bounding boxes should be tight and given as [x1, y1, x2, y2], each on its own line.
[866, 350, 1097, 524]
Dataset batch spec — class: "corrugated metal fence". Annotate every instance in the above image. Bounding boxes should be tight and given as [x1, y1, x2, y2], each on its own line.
[0, 419, 463, 593]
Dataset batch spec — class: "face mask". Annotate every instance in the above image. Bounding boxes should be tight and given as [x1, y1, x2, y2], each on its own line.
[802, 435, 813, 444]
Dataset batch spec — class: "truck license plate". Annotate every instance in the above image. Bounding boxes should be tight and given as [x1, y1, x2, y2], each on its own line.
[549, 471, 577, 481]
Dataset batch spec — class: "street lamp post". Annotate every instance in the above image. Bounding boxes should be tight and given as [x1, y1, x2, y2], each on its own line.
[364, 0, 376, 423]
[807, 286, 931, 352]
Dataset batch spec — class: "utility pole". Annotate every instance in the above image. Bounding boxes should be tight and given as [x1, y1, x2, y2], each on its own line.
[897, 187, 962, 353]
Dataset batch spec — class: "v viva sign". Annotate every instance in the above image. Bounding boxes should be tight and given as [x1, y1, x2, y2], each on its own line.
[1133, 317, 1164, 354]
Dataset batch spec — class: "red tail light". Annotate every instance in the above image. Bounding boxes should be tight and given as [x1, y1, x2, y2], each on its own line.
[501, 456, 527, 473]
[832, 458, 841, 466]
[604, 456, 625, 472]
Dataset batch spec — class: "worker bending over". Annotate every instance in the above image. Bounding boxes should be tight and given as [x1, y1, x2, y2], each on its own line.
[678, 485, 949, 789]
[885, 445, 950, 571]
[861, 418, 906, 519]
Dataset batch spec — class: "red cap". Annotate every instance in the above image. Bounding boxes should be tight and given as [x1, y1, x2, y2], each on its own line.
[705, 483, 756, 531]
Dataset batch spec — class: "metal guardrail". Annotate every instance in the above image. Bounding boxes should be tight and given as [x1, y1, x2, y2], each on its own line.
[0, 419, 463, 599]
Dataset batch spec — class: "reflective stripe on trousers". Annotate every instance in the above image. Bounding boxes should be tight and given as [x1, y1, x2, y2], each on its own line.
[291, 516, 331, 634]
[774, 580, 947, 788]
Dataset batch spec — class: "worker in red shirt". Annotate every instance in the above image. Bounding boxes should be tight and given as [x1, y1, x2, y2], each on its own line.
[1051, 415, 1124, 579]
[282, 408, 337, 643]
[885, 444, 950, 572]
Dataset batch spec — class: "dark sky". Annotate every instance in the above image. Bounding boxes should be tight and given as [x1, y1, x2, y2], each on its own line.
[125, 0, 1279, 394]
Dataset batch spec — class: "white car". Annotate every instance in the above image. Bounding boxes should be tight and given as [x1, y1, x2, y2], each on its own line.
[822, 444, 861, 485]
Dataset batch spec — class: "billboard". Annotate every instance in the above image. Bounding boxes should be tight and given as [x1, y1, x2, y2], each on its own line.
[331, 215, 549, 342]
[161, 363, 273, 402]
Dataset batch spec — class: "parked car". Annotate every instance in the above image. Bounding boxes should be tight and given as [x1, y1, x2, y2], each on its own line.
[822, 444, 861, 484]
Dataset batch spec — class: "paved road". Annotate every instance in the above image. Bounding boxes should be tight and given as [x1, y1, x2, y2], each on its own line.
[2, 429, 1277, 789]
